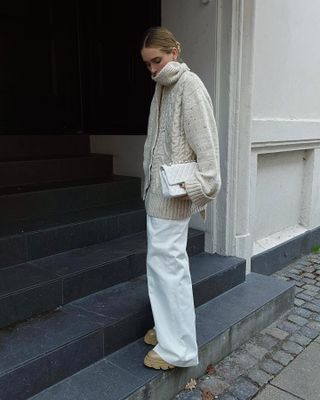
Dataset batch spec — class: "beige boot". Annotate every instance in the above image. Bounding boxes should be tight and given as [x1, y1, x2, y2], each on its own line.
[144, 328, 158, 346]
[144, 349, 175, 370]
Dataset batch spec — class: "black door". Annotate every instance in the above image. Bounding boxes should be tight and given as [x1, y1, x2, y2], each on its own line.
[0, 0, 160, 134]
[0, 1, 82, 133]
[79, 0, 159, 134]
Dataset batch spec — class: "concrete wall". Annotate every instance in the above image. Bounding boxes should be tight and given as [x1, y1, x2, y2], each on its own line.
[250, 0, 320, 254]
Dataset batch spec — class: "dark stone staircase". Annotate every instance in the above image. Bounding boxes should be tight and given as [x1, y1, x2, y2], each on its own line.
[0, 135, 294, 400]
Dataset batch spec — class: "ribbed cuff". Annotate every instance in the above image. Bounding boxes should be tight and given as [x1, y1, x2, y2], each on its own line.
[185, 181, 212, 208]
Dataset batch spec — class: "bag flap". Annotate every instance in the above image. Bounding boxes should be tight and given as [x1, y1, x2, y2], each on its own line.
[160, 162, 197, 185]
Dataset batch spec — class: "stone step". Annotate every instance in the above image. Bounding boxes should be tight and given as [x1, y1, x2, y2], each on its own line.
[0, 253, 246, 400]
[0, 229, 204, 328]
[0, 153, 113, 192]
[0, 199, 146, 268]
[28, 274, 295, 400]
[0, 135, 90, 161]
[0, 175, 141, 222]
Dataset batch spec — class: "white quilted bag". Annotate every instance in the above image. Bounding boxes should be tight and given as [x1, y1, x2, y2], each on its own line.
[160, 162, 198, 198]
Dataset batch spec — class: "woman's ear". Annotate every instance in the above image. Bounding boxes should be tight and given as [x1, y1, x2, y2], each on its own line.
[172, 47, 178, 60]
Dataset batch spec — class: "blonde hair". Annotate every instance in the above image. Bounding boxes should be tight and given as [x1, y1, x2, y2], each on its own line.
[142, 26, 183, 62]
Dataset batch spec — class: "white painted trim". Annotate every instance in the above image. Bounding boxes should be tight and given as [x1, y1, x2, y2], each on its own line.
[225, 0, 244, 255]
[215, 0, 256, 271]
[253, 225, 307, 255]
[301, 149, 320, 229]
[252, 140, 320, 153]
[252, 118, 320, 142]
[204, 0, 220, 254]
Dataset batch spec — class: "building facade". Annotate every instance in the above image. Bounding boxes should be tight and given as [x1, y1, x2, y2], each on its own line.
[92, 0, 320, 273]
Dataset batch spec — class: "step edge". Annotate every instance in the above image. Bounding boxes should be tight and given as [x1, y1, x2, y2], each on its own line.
[0, 176, 141, 198]
[127, 281, 295, 400]
[27, 275, 295, 400]
[0, 256, 243, 376]
[0, 202, 145, 239]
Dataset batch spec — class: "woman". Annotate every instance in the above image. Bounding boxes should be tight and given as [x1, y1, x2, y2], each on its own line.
[141, 27, 221, 370]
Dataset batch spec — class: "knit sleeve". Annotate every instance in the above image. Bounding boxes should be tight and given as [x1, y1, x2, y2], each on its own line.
[182, 77, 221, 208]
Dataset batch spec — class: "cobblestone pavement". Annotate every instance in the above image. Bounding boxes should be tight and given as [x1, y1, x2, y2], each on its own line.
[173, 251, 320, 400]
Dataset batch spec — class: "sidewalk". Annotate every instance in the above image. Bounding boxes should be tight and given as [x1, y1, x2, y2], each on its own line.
[173, 251, 320, 400]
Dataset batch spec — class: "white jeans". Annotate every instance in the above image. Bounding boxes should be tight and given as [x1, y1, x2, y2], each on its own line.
[146, 214, 199, 367]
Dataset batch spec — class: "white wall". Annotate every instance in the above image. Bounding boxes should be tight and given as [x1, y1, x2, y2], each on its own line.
[162, 0, 216, 98]
[250, 0, 320, 253]
[253, 0, 320, 121]
[90, 135, 145, 178]
[162, 0, 218, 237]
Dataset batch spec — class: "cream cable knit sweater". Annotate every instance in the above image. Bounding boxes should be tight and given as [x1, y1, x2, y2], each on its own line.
[143, 61, 221, 220]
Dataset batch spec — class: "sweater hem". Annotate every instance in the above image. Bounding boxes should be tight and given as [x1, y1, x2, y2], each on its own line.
[145, 192, 206, 220]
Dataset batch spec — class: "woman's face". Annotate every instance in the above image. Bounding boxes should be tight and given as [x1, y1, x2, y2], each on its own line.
[141, 47, 177, 77]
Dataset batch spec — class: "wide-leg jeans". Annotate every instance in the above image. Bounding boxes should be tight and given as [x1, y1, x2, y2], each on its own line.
[146, 214, 199, 367]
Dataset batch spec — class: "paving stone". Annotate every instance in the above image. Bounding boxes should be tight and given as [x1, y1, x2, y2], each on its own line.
[289, 268, 302, 275]
[303, 273, 316, 279]
[247, 368, 272, 387]
[292, 280, 304, 287]
[262, 327, 289, 341]
[298, 325, 319, 339]
[289, 332, 312, 346]
[313, 314, 320, 322]
[241, 341, 269, 361]
[281, 340, 304, 355]
[174, 389, 203, 400]
[287, 314, 308, 326]
[311, 298, 320, 307]
[260, 359, 283, 375]
[294, 287, 303, 293]
[304, 290, 319, 298]
[306, 320, 320, 331]
[282, 272, 300, 280]
[255, 333, 280, 351]
[272, 350, 294, 366]
[304, 290, 317, 301]
[302, 302, 320, 313]
[301, 265, 316, 272]
[300, 260, 312, 267]
[198, 376, 230, 396]
[303, 284, 320, 291]
[276, 320, 300, 334]
[216, 359, 246, 384]
[218, 393, 238, 400]
[294, 298, 305, 306]
[302, 277, 317, 285]
[292, 307, 313, 319]
[296, 292, 313, 301]
[231, 351, 257, 371]
[229, 378, 259, 400]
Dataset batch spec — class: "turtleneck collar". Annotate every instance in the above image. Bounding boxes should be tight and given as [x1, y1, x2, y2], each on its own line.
[152, 61, 190, 87]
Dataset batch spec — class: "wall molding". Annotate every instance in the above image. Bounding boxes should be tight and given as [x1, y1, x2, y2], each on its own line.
[252, 139, 320, 153]
[213, 0, 256, 270]
[252, 118, 320, 143]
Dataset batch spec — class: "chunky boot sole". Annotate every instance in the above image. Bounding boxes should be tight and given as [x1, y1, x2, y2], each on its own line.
[144, 329, 158, 346]
[144, 352, 175, 370]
